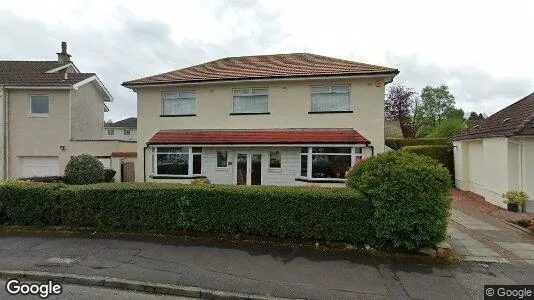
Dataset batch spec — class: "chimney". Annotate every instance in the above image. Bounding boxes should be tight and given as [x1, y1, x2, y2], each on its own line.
[57, 41, 71, 64]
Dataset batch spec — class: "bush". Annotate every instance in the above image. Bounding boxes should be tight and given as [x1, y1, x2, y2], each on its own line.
[103, 169, 116, 183]
[503, 191, 529, 211]
[346, 151, 452, 250]
[0, 182, 374, 245]
[64, 154, 105, 185]
[402, 145, 454, 179]
[19, 176, 65, 183]
[191, 178, 211, 185]
[385, 138, 449, 150]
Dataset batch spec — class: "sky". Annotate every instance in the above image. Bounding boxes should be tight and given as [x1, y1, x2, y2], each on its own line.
[0, 0, 532, 121]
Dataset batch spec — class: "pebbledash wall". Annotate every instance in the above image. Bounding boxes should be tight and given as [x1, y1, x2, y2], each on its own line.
[135, 77, 388, 184]
[453, 137, 534, 209]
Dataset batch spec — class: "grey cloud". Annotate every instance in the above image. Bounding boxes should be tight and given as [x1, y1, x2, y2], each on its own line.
[386, 53, 533, 115]
[0, 2, 284, 121]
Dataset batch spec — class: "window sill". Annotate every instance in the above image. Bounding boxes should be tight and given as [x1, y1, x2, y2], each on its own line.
[215, 167, 229, 171]
[295, 177, 347, 183]
[150, 175, 206, 179]
[308, 111, 353, 114]
[28, 114, 49, 118]
[160, 114, 197, 117]
[229, 112, 270, 115]
[268, 168, 283, 172]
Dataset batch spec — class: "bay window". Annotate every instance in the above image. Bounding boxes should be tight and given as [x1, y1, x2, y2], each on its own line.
[300, 147, 362, 180]
[153, 147, 202, 177]
[310, 85, 350, 112]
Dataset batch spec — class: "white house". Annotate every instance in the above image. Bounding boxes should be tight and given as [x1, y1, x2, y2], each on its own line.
[104, 117, 137, 141]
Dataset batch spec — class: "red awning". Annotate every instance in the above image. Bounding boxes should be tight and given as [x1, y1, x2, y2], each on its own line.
[147, 128, 370, 145]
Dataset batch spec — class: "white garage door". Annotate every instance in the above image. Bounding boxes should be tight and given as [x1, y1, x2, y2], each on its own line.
[20, 156, 60, 178]
[98, 157, 111, 169]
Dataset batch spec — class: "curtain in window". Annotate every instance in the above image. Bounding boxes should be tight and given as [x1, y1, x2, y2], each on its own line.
[233, 95, 268, 113]
[311, 93, 349, 112]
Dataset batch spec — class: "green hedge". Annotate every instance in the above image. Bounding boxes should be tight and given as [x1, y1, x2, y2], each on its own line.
[385, 138, 448, 150]
[402, 145, 454, 178]
[0, 182, 374, 245]
[346, 151, 452, 251]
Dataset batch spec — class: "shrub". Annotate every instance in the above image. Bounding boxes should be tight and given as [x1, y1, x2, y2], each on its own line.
[103, 169, 116, 183]
[191, 178, 211, 185]
[346, 151, 452, 250]
[19, 176, 65, 183]
[64, 154, 105, 185]
[0, 182, 374, 245]
[402, 145, 454, 179]
[385, 138, 449, 150]
[503, 191, 529, 211]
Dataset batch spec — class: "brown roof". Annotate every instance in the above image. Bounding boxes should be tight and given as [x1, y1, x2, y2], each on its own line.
[453, 92, 534, 141]
[0, 61, 94, 86]
[123, 53, 398, 86]
[147, 128, 370, 145]
[106, 117, 137, 128]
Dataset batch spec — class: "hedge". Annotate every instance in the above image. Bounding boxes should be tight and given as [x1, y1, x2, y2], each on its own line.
[385, 138, 448, 150]
[346, 151, 452, 250]
[402, 145, 454, 178]
[0, 182, 374, 245]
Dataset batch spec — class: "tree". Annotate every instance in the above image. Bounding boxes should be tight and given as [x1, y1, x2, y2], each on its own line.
[467, 112, 485, 121]
[426, 118, 467, 139]
[385, 85, 416, 138]
[445, 107, 465, 121]
[415, 85, 456, 136]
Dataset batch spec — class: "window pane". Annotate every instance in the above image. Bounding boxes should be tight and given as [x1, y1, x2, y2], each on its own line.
[163, 92, 178, 99]
[269, 151, 281, 168]
[233, 95, 268, 113]
[331, 85, 350, 92]
[233, 88, 249, 95]
[311, 86, 329, 93]
[179, 91, 196, 98]
[312, 147, 351, 154]
[157, 153, 188, 175]
[163, 93, 196, 115]
[193, 154, 202, 174]
[107, 130, 114, 136]
[311, 155, 351, 179]
[301, 147, 308, 153]
[251, 88, 268, 95]
[216, 151, 228, 167]
[192, 147, 202, 153]
[157, 147, 186, 153]
[124, 130, 130, 135]
[300, 155, 308, 177]
[354, 147, 362, 154]
[31, 95, 49, 114]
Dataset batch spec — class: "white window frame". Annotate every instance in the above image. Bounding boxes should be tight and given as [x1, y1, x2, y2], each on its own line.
[29, 95, 50, 117]
[152, 146, 202, 177]
[124, 129, 131, 136]
[268, 150, 282, 169]
[107, 129, 115, 136]
[310, 85, 351, 112]
[162, 91, 196, 116]
[232, 88, 269, 114]
[299, 146, 363, 180]
[216, 150, 228, 168]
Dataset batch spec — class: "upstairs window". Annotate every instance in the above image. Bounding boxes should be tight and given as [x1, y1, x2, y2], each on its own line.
[107, 129, 115, 136]
[30, 95, 49, 116]
[124, 129, 131, 136]
[310, 85, 350, 112]
[232, 88, 268, 114]
[162, 91, 196, 116]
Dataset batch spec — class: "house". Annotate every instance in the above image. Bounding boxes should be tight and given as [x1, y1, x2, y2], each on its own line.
[0, 42, 136, 180]
[452, 92, 534, 209]
[104, 117, 137, 141]
[123, 53, 399, 185]
[385, 119, 404, 138]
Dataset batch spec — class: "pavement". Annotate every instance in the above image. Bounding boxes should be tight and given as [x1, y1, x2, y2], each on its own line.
[1, 234, 534, 299]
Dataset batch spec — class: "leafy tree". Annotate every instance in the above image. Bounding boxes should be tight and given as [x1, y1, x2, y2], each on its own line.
[445, 107, 465, 120]
[385, 85, 417, 138]
[426, 118, 467, 139]
[414, 85, 456, 137]
[468, 112, 485, 121]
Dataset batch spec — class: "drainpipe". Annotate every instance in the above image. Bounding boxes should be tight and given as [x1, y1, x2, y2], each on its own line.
[4, 88, 9, 179]
[143, 145, 148, 182]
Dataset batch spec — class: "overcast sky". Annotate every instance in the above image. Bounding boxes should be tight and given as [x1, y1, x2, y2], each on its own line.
[1, 0, 532, 121]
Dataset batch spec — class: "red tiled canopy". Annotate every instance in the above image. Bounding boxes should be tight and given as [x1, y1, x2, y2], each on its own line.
[147, 128, 370, 145]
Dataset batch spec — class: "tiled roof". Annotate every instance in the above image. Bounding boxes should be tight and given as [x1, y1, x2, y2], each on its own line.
[147, 128, 370, 145]
[0, 61, 94, 86]
[106, 117, 137, 128]
[453, 92, 534, 141]
[123, 53, 398, 86]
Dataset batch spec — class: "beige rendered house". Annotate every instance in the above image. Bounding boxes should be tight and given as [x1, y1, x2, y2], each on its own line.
[0, 42, 136, 180]
[123, 53, 399, 185]
[104, 117, 137, 141]
[452, 92, 534, 210]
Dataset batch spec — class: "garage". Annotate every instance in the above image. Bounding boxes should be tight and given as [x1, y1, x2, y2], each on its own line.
[20, 156, 60, 178]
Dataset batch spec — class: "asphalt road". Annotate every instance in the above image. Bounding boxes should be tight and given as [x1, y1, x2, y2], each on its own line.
[0, 280, 194, 299]
[1, 234, 534, 299]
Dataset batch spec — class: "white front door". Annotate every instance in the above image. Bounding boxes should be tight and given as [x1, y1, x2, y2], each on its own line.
[235, 153, 262, 185]
[20, 156, 60, 177]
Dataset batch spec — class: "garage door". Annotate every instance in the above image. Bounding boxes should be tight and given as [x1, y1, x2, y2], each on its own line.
[97, 157, 111, 169]
[20, 156, 60, 178]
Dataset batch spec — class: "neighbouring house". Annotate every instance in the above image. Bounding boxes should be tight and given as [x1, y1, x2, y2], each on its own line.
[385, 119, 404, 138]
[452, 92, 534, 210]
[0, 42, 136, 181]
[123, 53, 399, 185]
[104, 117, 137, 141]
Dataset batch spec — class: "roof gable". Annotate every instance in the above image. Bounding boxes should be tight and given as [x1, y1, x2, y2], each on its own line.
[0, 61, 94, 87]
[106, 117, 137, 128]
[453, 92, 534, 140]
[123, 53, 399, 86]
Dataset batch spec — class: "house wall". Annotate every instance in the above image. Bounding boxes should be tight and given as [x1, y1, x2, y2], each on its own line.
[522, 138, 534, 202]
[103, 127, 137, 141]
[0, 88, 4, 178]
[71, 82, 105, 140]
[135, 77, 389, 182]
